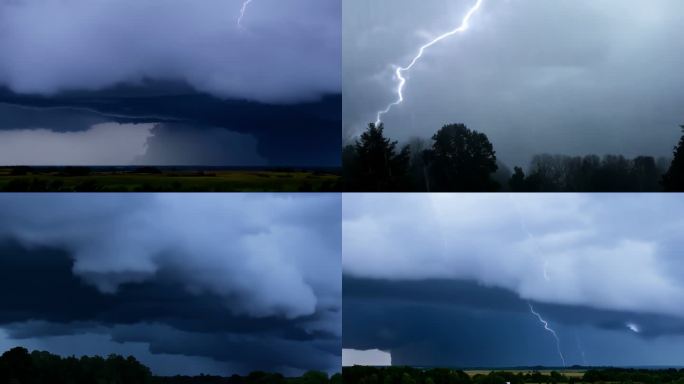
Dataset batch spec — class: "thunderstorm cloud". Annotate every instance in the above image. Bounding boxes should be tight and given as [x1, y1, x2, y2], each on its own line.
[0, 194, 341, 376]
[343, 194, 684, 367]
[0, 0, 340, 103]
[343, 0, 684, 167]
[0, 0, 341, 166]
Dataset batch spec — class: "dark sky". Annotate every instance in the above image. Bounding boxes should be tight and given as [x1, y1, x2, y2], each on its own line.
[342, 194, 684, 367]
[343, 0, 684, 168]
[0, 0, 341, 166]
[0, 194, 341, 377]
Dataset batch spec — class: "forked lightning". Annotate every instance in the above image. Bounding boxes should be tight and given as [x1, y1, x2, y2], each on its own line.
[375, 0, 485, 126]
[529, 303, 566, 367]
[237, 0, 254, 27]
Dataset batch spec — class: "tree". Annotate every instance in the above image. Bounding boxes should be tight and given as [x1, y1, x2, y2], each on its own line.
[400, 372, 416, 384]
[344, 123, 411, 191]
[300, 371, 329, 384]
[424, 124, 499, 191]
[509, 166, 527, 192]
[406, 137, 431, 191]
[632, 156, 660, 191]
[1, 347, 32, 384]
[663, 125, 684, 191]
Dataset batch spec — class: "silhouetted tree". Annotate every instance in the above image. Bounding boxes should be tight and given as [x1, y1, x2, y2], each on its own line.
[405, 137, 431, 191]
[343, 123, 411, 191]
[663, 125, 684, 191]
[512, 153, 667, 192]
[343, 122, 672, 192]
[509, 166, 527, 192]
[401, 372, 417, 384]
[424, 124, 499, 191]
[632, 156, 660, 192]
[300, 371, 329, 384]
[330, 373, 342, 384]
[1, 347, 32, 384]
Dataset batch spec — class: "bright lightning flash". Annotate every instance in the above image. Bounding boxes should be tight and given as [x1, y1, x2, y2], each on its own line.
[237, 0, 254, 28]
[375, 0, 485, 126]
[528, 303, 566, 367]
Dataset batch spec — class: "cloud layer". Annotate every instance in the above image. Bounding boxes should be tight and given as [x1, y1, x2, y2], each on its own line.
[0, 194, 341, 375]
[343, 194, 684, 319]
[343, 0, 684, 166]
[0, 0, 340, 104]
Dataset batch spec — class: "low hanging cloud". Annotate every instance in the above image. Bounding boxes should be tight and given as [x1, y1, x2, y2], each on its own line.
[0, 194, 341, 375]
[0, 0, 340, 104]
[135, 123, 267, 166]
[343, 194, 684, 320]
[0, 101, 335, 167]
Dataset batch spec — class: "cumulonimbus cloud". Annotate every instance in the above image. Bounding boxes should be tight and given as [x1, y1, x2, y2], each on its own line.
[343, 194, 684, 319]
[0, 194, 341, 320]
[0, 0, 341, 104]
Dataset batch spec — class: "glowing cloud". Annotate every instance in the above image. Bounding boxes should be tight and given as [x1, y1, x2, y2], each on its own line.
[626, 322, 641, 333]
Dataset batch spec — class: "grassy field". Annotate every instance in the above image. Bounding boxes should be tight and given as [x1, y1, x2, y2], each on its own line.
[0, 167, 341, 192]
[465, 370, 586, 378]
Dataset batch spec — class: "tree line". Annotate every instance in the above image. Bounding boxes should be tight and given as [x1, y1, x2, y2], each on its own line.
[343, 123, 684, 192]
[343, 366, 684, 384]
[0, 347, 341, 384]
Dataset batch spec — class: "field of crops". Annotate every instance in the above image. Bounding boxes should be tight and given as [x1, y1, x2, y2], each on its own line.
[0, 167, 341, 192]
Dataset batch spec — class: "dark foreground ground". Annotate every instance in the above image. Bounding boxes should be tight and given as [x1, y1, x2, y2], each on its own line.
[0, 166, 341, 192]
[343, 366, 684, 384]
[0, 347, 341, 384]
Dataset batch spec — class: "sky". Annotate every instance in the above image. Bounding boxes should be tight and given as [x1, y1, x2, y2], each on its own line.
[343, 194, 684, 367]
[0, 0, 341, 166]
[343, 0, 684, 168]
[0, 194, 341, 376]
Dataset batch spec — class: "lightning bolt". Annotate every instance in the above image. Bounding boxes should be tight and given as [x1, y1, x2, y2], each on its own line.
[237, 0, 254, 28]
[375, 0, 485, 126]
[528, 303, 566, 367]
[508, 194, 551, 282]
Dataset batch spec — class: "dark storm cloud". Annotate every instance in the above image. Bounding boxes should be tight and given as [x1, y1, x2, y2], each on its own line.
[0, 103, 111, 132]
[135, 123, 267, 166]
[0, 194, 341, 375]
[344, 194, 684, 318]
[344, 277, 684, 367]
[0, 0, 342, 167]
[344, 277, 684, 340]
[343, 194, 684, 367]
[0, 82, 341, 166]
[0, 0, 340, 104]
[343, 0, 684, 167]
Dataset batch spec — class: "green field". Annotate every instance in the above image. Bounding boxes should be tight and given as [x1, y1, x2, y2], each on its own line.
[465, 370, 586, 378]
[342, 366, 684, 384]
[0, 167, 341, 192]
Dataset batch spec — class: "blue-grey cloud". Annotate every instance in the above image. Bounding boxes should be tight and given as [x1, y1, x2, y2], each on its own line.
[342, 194, 684, 367]
[344, 0, 684, 167]
[344, 194, 684, 319]
[0, 0, 340, 104]
[0, 194, 341, 375]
